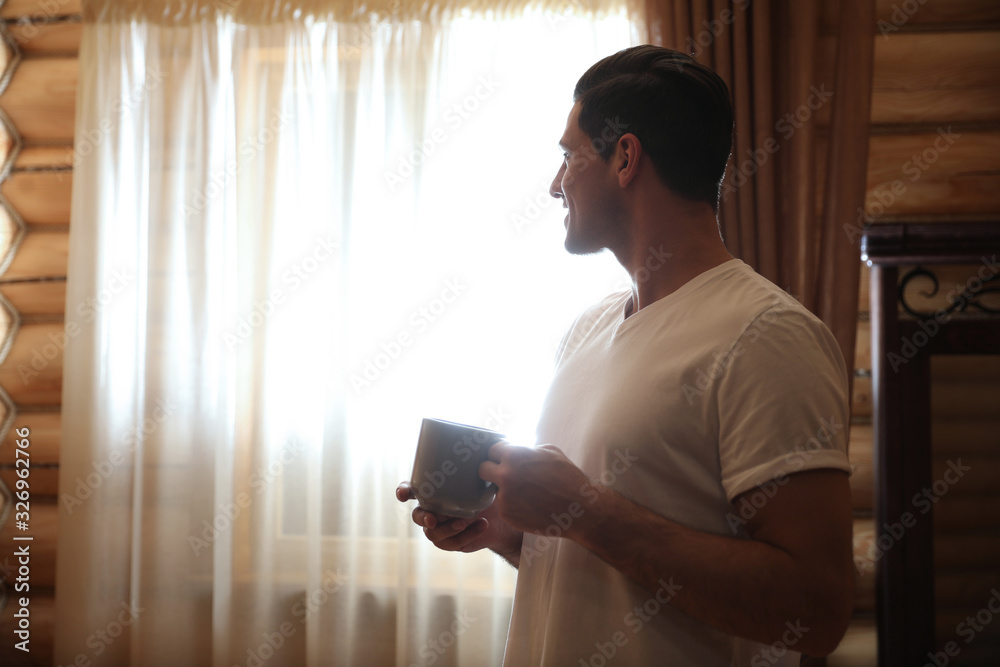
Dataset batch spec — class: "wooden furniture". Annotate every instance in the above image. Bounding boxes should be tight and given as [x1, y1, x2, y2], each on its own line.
[861, 222, 1000, 666]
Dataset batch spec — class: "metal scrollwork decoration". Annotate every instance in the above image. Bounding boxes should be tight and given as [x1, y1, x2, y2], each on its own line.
[899, 265, 1000, 319]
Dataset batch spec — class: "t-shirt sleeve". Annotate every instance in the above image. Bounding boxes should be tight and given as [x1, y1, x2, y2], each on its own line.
[715, 305, 852, 502]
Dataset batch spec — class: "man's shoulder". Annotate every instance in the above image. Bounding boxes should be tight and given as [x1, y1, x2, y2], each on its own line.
[704, 260, 824, 325]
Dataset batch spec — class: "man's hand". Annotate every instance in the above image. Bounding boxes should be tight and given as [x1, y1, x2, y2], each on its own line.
[478, 442, 594, 536]
[395, 482, 523, 566]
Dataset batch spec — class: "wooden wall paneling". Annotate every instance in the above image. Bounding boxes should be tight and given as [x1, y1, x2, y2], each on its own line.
[0, 57, 77, 144]
[936, 571, 1000, 609]
[872, 31, 1000, 125]
[853, 374, 873, 418]
[875, 0, 1000, 27]
[873, 31, 1000, 91]
[849, 424, 874, 511]
[1, 170, 72, 225]
[873, 87, 1000, 126]
[855, 319, 871, 370]
[936, 497, 1000, 532]
[933, 417, 1000, 456]
[0, 5, 77, 662]
[14, 145, 74, 170]
[858, 263, 871, 314]
[0, 0, 82, 20]
[931, 381, 1000, 418]
[7, 19, 82, 55]
[0, 112, 13, 166]
[929, 455, 1000, 497]
[934, 533, 1000, 571]
[865, 131, 1000, 217]
[937, 610, 1000, 643]
[0, 280, 66, 316]
[930, 352, 1000, 380]
[0, 205, 22, 275]
[824, 0, 1000, 30]
[1, 230, 69, 279]
[0, 322, 65, 405]
[0, 411, 59, 464]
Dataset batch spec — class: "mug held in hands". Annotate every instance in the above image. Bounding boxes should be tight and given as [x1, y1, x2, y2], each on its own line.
[409, 418, 506, 519]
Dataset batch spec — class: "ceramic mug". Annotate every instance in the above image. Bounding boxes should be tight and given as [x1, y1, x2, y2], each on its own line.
[409, 417, 505, 519]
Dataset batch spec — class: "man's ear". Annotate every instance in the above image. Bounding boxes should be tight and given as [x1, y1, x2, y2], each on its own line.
[616, 133, 642, 188]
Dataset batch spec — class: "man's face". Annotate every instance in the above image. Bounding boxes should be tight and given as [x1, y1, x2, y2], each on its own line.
[550, 102, 622, 256]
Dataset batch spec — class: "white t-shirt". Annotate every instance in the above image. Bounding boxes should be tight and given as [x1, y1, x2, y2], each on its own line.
[503, 259, 851, 666]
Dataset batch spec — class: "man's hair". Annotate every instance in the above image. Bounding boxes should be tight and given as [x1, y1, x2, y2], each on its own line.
[573, 46, 734, 212]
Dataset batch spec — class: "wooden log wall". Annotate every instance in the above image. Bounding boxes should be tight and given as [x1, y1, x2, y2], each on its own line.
[0, 1, 80, 665]
[833, 0, 1000, 664]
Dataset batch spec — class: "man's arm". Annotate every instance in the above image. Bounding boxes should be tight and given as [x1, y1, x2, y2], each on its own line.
[479, 444, 855, 656]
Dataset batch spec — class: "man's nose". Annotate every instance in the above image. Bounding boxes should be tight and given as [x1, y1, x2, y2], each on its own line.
[549, 162, 566, 199]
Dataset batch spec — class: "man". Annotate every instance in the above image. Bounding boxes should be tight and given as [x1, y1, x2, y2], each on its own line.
[397, 45, 854, 665]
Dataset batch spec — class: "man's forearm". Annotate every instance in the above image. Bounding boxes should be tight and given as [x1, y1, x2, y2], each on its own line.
[566, 485, 851, 655]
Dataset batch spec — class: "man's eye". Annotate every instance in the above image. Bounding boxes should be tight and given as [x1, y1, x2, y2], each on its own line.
[562, 152, 570, 162]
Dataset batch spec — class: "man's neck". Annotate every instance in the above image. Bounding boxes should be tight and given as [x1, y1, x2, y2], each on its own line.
[615, 206, 733, 317]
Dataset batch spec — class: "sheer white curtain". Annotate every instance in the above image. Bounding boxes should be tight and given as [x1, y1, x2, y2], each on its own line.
[57, 2, 633, 665]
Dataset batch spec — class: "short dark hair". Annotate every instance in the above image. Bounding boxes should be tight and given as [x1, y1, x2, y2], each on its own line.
[573, 45, 734, 211]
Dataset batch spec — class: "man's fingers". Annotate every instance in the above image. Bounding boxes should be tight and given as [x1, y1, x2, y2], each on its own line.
[412, 507, 437, 529]
[396, 482, 415, 502]
[435, 519, 488, 551]
[479, 459, 500, 485]
[486, 439, 512, 462]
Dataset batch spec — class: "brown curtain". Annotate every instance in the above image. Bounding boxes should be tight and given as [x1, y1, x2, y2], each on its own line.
[636, 0, 876, 391]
